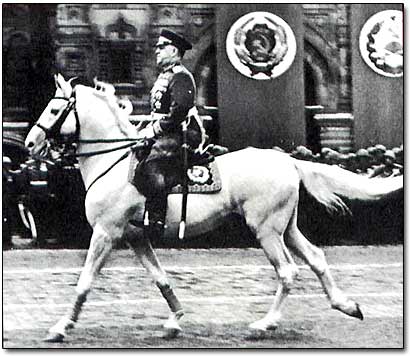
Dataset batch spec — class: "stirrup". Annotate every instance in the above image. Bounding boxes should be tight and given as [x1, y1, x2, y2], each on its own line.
[143, 211, 167, 229]
[129, 219, 145, 229]
[143, 220, 166, 240]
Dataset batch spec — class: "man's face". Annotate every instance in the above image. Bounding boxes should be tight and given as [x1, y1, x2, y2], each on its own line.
[155, 36, 178, 68]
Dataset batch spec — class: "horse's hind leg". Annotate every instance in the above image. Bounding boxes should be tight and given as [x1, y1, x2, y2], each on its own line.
[124, 224, 184, 335]
[249, 224, 299, 331]
[45, 224, 115, 342]
[285, 208, 363, 320]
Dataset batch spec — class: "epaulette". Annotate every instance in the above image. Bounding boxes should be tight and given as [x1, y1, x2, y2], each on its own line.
[172, 64, 185, 74]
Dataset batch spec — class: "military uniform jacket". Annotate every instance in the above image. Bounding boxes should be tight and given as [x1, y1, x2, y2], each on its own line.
[150, 63, 196, 135]
[142, 63, 202, 163]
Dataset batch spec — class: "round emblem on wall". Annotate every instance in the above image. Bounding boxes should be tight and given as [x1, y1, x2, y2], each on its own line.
[359, 10, 403, 77]
[226, 11, 297, 80]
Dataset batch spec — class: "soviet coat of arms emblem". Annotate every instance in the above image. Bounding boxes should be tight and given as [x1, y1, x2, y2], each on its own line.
[359, 10, 403, 77]
[226, 12, 297, 80]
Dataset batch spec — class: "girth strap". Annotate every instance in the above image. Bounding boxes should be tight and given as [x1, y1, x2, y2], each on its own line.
[85, 150, 132, 194]
[84, 141, 148, 194]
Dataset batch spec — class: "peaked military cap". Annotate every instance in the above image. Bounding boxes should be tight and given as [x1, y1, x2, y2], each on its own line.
[356, 148, 370, 157]
[384, 150, 396, 159]
[374, 144, 386, 152]
[159, 29, 192, 52]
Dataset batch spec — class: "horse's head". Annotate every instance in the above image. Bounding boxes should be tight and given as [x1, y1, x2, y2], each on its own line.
[25, 73, 78, 156]
[25, 74, 134, 157]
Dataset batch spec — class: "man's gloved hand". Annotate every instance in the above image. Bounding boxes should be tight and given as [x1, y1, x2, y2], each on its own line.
[137, 125, 156, 139]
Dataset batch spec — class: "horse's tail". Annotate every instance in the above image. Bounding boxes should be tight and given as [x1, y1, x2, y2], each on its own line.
[294, 159, 403, 215]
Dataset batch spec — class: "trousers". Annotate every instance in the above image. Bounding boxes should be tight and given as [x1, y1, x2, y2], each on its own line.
[132, 124, 202, 238]
[134, 156, 183, 226]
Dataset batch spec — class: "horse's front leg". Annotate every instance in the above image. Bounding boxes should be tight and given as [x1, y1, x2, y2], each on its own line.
[45, 224, 114, 342]
[124, 224, 184, 336]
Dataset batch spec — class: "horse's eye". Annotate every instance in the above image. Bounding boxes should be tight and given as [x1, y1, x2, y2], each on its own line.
[51, 108, 60, 115]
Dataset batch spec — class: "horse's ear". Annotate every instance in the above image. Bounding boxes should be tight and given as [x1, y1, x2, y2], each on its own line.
[54, 74, 61, 89]
[54, 73, 73, 98]
[68, 77, 78, 86]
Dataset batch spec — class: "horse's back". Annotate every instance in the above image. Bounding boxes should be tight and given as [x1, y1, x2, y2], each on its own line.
[215, 147, 298, 183]
[214, 147, 300, 205]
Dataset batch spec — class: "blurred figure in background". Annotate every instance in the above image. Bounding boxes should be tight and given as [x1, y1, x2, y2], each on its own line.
[367, 146, 379, 168]
[344, 153, 358, 172]
[291, 145, 313, 161]
[392, 145, 403, 166]
[373, 144, 387, 165]
[369, 149, 402, 178]
[355, 148, 373, 175]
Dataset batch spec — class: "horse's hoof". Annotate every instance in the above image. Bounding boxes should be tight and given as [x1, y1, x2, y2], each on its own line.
[249, 319, 277, 332]
[163, 327, 181, 339]
[163, 311, 183, 338]
[332, 300, 364, 320]
[249, 321, 277, 331]
[164, 310, 183, 330]
[44, 332, 65, 343]
[266, 324, 278, 331]
[352, 303, 364, 320]
[249, 322, 266, 332]
[164, 318, 182, 331]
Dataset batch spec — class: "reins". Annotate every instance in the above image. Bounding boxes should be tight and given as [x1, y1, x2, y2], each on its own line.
[68, 140, 143, 158]
[84, 141, 147, 194]
[36, 88, 148, 194]
[76, 138, 145, 144]
[39, 91, 145, 158]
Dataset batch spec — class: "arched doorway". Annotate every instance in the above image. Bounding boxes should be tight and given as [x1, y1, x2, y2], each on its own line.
[304, 59, 318, 106]
[304, 60, 323, 153]
[195, 44, 218, 108]
[194, 44, 219, 143]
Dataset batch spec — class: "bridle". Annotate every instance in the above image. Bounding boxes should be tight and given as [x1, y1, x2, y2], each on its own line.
[35, 91, 80, 144]
[34, 89, 145, 158]
[33, 87, 146, 193]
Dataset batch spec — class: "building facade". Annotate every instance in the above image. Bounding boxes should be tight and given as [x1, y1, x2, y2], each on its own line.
[2, 4, 403, 152]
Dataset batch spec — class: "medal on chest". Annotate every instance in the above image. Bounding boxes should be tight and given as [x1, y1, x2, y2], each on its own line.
[151, 75, 170, 111]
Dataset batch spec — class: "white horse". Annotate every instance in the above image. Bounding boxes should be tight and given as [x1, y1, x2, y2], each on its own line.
[25, 74, 403, 342]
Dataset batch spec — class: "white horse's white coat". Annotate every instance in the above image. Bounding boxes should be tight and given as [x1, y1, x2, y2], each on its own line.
[25, 74, 403, 341]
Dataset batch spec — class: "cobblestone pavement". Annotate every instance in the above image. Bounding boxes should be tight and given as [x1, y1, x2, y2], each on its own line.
[2, 246, 403, 348]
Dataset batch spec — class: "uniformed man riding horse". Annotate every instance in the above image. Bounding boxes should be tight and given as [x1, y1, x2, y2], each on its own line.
[132, 29, 204, 240]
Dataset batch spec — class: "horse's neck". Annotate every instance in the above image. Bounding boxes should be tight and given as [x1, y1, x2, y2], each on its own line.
[76, 102, 135, 190]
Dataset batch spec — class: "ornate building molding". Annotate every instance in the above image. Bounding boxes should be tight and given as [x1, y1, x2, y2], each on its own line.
[3, 4, 355, 117]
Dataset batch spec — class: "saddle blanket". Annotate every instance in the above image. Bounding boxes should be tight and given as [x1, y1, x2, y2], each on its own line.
[128, 153, 222, 194]
[170, 161, 222, 194]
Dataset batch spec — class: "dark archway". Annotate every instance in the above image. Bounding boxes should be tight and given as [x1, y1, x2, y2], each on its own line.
[304, 60, 318, 106]
[3, 32, 33, 116]
[195, 44, 218, 108]
[3, 4, 56, 123]
[194, 44, 219, 143]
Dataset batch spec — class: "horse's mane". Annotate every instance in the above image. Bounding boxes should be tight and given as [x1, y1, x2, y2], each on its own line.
[89, 78, 135, 135]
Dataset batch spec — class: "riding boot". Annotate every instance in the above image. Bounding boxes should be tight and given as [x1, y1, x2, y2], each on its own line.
[143, 219, 165, 240]
[144, 195, 168, 240]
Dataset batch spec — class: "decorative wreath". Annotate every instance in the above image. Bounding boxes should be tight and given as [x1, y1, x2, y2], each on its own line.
[187, 166, 211, 185]
[359, 10, 403, 77]
[366, 15, 402, 76]
[233, 21, 288, 77]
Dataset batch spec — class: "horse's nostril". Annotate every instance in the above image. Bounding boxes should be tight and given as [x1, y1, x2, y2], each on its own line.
[27, 141, 34, 148]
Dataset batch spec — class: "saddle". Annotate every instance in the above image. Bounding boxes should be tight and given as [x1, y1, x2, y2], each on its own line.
[128, 144, 227, 194]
